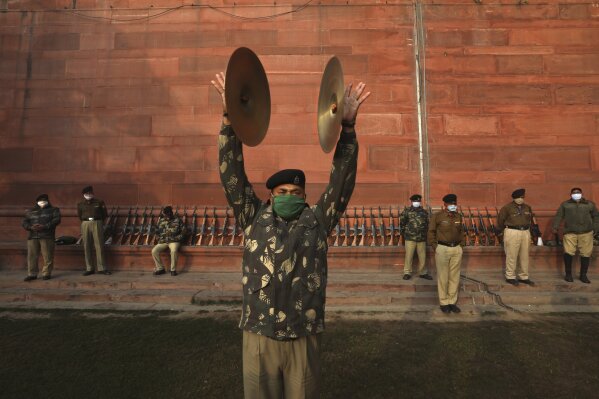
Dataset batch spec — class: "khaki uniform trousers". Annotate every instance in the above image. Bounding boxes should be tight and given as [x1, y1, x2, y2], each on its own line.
[27, 238, 55, 277]
[81, 220, 106, 272]
[435, 245, 462, 306]
[404, 240, 428, 275]
[151, 242, 180, 271]
[563, 231, 594, 257]
[243, 331, 321, 399]
[503, 228, 530, 280]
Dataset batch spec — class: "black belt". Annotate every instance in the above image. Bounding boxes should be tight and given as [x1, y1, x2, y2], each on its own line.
[82, 218, 101, 221]
[438, 240, 460, 247]
[506, 226, 529, 231]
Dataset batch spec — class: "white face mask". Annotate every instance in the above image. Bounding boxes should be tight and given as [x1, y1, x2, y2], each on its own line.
[447, 205, 458, 212]
[571, 193, 582, 201]
[37, 201, 48, 208]
[412, 202, 421, 208]
[84, 194, 94, 200]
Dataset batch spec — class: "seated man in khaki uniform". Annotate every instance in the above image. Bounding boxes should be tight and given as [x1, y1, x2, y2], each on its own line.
[552, 187, 599, 284]
[428, 194, 463, 314]
[497, 188, 535, 286]
[22, 194, 61, 281]
[151, 206, 185, 276]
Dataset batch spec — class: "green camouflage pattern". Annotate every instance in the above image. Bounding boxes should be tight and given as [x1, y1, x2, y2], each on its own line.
[156, 216, 185, 244]
[219, 124, 358, 341]
[399, 206, 429, 242]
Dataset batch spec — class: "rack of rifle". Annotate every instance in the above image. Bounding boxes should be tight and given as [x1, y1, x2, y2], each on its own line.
[93, 206, 543, 247]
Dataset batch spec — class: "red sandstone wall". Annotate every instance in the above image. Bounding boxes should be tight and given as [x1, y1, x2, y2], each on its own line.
[0, 0, 598, 213]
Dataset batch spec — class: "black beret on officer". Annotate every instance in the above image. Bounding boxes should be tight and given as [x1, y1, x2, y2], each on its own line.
[36, 194, 49, 202]
[82, 186, 94, 194]
[442, 194, 457, 203]
[410, 194, 422, 201]
[511, 188, 525, 199]
[266, 169, 306, 190]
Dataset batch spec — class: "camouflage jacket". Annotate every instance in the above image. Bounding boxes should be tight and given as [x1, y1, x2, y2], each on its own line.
[156, 216, 185, 244]
[22, 204, 61, 240]
[219, 124, 358, 341]
[399, 206, 429, 242]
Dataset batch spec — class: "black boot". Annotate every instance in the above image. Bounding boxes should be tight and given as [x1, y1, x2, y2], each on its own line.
[580, 256, 591, 284]
[564, 253, 573, 282]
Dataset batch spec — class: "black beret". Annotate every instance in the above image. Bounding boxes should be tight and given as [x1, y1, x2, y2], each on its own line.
[442, 194, 457, 203]
[266, 169, 306, 190]
[163, 206, 173, 215]
[36, 194, 49, 202]
[410, 194, 422, 201]
[571, 187, 582, 193]
[82, 186, 94, 194]
[511, 188, 525, 199]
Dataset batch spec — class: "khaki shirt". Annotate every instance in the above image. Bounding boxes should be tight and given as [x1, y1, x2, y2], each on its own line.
[77, 198, 108, 221]
[497, 202, 532, 231]
[428, 210, 463, 247]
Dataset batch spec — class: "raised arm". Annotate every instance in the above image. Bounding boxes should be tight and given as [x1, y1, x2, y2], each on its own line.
[212, 72, 262, 230]
[314, 82, 370, 234]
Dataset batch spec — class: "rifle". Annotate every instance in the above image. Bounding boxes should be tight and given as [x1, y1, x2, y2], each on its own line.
[126, 206, 140, 245]
[117, 207, 133, 245]
[458, 207, 471, 246]
[188, 207, 198, 245]
[133, 207, 148, 245]
[332, 218, 341, 247]
[484, 207, 499, 246]
[369, 207, 377, 247]
[103, 206, 119, 245]
[229, 212, 239, 246]
[352, 207, 360, 247]
[477, 208, 490, 246]
[377, 206, 386, 247]
[343, 210, 351, 247]
[358, 207, 367, 246]
[467, 207, 480, 246]
[196, 207, 208, 246]
[531, 213, 543, 246]
[386, 206, 396, 246]
[144, 207, 155, 245]
[207, 207, 218, 246]
[218, 207, 230, 245]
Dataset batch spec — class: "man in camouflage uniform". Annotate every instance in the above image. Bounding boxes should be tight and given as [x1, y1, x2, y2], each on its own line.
[497, 188, 535, 286]
[428, 194, 463, 314]
[212, 72, 369, 399]
[22, 194, 61, 281]
[151, 206, 185, 276]
[400, 194, 431, 281]
[77, 186, 111, 276]
[552, 187, 599, 284]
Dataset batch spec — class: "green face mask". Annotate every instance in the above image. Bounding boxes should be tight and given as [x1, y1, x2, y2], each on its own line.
[272, 195, 306, 220]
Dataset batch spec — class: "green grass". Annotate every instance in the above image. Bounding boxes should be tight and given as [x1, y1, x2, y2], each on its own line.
[1, 311, 599, 398]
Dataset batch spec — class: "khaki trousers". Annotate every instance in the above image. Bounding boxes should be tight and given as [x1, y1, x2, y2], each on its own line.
[243, 331, 321, 399]
[404, 240, 428, 275]
[435, 245, 462, 306]
[563, 232, 594, 257]
[81, 220, 105, 272]
[503, 228, 530, 280]
[27, 238, 55, 277]
[151, 242, 180, 271]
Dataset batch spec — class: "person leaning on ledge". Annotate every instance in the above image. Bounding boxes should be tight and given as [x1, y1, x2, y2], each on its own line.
[151, 206, 185, 276]
[552, 187, 599, 284]
[22, 194, 61, 281]
[428, 194, 463, 314]
[77, 186, 111, 276]
[497, 188, 535, 287]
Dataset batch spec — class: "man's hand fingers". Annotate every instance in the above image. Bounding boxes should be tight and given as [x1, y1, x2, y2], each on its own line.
[358, 91, 371, 105]
[344, 83, 353, 99]
[216, 72, 225, 88]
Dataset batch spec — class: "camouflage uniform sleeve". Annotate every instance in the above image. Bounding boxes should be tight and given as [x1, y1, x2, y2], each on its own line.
[172, 218, 185, 242]
[399, 208, 408, 234]
[552, 202, 565, 231]
[314, 130, 359, 235]
[218, 124, 262, 230]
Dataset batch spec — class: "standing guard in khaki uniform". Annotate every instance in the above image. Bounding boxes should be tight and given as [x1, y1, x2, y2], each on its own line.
[151, 206, 185, 276]
[497, 188, 535, 286]
[77, 186, 111, 276]
[213, 71, 368, 399]
[22, 194, 61, 281]
[428, 194, 463, 314]
[552, 188, 599, 284]
[400, 194, 431, 281]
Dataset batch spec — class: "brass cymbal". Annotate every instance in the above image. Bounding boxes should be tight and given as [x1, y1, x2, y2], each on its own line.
[225, 47, 271, 147]
[317, 56, 345, 153]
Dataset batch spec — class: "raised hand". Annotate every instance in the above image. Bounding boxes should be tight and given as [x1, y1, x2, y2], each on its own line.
[210, 72, 227, 112]
[342, 82, 371, 124]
